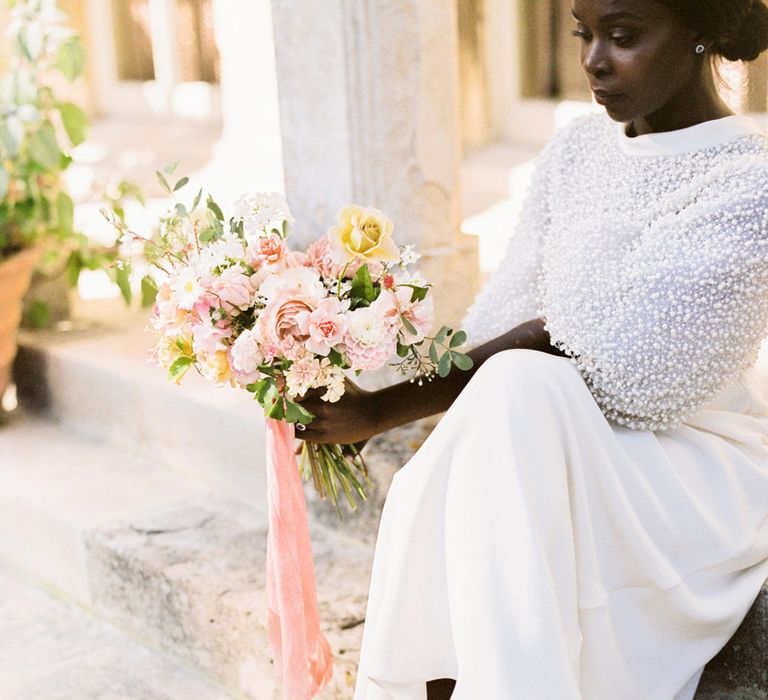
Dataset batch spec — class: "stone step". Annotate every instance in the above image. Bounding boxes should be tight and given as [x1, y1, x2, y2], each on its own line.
[0, 413, 373, 698]
[14, 301, 269, 509]
[85, 497, 373, 699]
[0, 559, 236, 700]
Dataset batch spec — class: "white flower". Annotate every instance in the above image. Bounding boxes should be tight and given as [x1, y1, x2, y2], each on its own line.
[231, 328, 264, 375]
[399, 245, 421, 267]
[170, 267, 204, 310]
[232, 192, 294, 238]
[258, 266, 326, 303]
[318, 361, 346, 403]
[346, 307, 387, 346]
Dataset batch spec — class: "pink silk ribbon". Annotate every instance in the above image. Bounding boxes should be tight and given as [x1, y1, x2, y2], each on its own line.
[265, 418, 334, 699]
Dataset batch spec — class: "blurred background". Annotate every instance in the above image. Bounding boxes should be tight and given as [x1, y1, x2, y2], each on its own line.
[0, 2, 766, 699]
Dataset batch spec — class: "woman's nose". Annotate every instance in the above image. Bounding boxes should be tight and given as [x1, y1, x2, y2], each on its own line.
[583, 40, 611, 79]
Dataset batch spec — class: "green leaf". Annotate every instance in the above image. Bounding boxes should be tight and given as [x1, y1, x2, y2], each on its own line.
[168, 356, 194, 382]
[266, 395, 286, 420]
[164, 159, 180, 176]
[56, 38, 86, 81]
[57, 191, 74, 233]
[437, 351, 452, 378]
[429, 341, 438, 363]
[156, 171, 171, 193]
[402, 284, 428, 303]
[396, 342, 409, 358]
[25, 301, 51, 329]
[401, 315, 417, 336]
[327, 348, 346, 367]
[206, 195, 224, 221]
[351, 264, 375, 303]
[449, 330, 467, 348]
[0, 170, 8, 199]
[62, 250, 81, 286]
[140, 275, 158, 307]
[285, 399, 315, 425]
[0, 124, 18, 157]
[433, 325, 449, 345]
[173, 176, 189, 192]
[115, 265, 132, 305]
[175, 202, 188, 218]
[56, 102, 89, 147]
[28, 121, 62, 170]
[452, 352, 474, 371]
[192, 188, 203, 210]
[246, 377, 276, 404]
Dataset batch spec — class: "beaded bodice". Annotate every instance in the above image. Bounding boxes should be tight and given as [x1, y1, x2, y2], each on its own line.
[461, 112, 768, 431]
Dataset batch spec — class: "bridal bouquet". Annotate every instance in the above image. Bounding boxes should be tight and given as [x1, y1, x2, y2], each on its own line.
[107, 166, 472, 518]
[107, 168, 473, 696]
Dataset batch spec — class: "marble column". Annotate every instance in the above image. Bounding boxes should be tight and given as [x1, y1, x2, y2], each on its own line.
[270, 0, 478, 327]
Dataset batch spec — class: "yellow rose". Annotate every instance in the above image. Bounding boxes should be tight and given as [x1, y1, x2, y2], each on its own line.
[328, 205, 399, 264]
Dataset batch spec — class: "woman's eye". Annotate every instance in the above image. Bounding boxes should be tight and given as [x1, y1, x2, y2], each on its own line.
[611, 33, 636, 47]
[571, 29, 591, 42]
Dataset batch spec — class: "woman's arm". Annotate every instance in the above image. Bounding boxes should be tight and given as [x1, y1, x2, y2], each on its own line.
[296, 317, 569, 444]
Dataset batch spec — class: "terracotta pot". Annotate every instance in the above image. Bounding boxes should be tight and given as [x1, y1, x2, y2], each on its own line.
[0, 247, 42, 402]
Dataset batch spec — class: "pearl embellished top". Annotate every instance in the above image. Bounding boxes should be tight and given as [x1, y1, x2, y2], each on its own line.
[461, 112, 768, 431]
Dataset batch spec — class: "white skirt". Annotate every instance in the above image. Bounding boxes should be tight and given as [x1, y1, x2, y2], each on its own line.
[353, 349, 768, 700]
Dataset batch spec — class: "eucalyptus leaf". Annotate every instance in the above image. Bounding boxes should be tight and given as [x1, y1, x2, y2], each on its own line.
[429, 341, 438, 364]
[156, 171, 171, 193]
[206, 195, 224, 221]
[164, 159, 180, 176]
[437, 351, 452, 378]
[452, 352, 474, 371]
[449, 330, 467, 348]
[173, 176, 189, 192]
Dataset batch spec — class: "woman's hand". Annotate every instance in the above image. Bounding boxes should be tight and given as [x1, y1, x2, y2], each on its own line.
[294, 379, 382, 445]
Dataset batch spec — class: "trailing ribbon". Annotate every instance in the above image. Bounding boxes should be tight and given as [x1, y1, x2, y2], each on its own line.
[265, 418, 334, 699]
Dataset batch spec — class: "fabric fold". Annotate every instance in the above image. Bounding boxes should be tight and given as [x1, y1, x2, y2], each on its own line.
[266, 418, 333, 699]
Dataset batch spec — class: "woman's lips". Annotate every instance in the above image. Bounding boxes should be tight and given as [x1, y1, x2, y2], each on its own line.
[592, 91, 624, 106]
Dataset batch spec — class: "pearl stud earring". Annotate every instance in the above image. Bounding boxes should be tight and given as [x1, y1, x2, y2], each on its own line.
[695, 44, 706, 54]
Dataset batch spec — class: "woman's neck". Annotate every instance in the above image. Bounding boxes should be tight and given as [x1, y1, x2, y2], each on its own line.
[627, 66, 735, 137]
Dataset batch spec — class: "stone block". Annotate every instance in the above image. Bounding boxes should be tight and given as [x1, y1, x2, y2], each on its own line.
[0, 561, 234, 700]
[696, 583, 768, 698]
[85, 497, 374, 699]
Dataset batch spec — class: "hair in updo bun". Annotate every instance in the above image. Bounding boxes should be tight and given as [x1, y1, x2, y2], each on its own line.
[658, 0, 768, 61]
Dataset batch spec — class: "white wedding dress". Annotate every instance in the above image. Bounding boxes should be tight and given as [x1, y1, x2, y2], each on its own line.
[353, 113, 768, 700]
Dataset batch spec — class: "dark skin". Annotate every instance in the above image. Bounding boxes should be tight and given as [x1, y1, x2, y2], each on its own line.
[296, 2, 739, 697]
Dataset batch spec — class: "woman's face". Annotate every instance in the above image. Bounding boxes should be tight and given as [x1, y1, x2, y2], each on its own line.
[571, 0, 701, 125]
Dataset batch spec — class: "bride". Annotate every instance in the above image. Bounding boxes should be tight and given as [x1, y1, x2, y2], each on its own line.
[297, 0, 768, 697]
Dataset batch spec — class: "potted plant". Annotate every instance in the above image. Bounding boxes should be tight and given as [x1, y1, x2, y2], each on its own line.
[0, 0, 110, 405]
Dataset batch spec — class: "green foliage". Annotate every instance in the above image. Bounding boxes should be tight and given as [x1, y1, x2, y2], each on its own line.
[0, 0, 121, 313]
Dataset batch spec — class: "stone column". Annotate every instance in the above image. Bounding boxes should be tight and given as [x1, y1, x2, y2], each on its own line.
[270, 0, 478, 327]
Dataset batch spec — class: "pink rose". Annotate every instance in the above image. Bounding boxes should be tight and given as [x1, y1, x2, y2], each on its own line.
[202, 265, 254, 312]
[307, 234, 383, 281]
[192, 317, 233, 356]
[296, 297, 347, 356]
[247, 233, 286, 269]
[258, 292, 316, 360]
